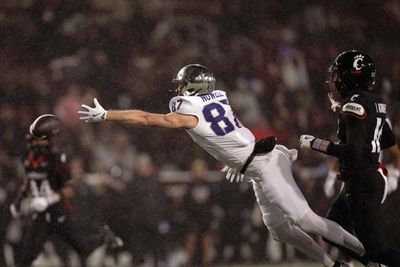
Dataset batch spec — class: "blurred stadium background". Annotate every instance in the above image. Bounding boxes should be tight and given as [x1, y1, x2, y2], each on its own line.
[0, 0, 400, 266]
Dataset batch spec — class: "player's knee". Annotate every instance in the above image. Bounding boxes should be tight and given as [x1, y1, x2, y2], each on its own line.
[269, 222, 293, 243]
[298, 210, 320, 234]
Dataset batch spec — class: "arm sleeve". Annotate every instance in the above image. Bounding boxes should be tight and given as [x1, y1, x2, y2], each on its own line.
[326, 114, 367, 167]
[324, 93, 368, 167]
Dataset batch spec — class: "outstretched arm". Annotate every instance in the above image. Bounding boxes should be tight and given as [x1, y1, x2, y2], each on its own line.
[78, 98, 198, 129]
[299, 115, 366, 168]
[107, 110, 198, 129]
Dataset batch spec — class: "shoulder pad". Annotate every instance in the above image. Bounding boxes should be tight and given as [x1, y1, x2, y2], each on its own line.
[342, 102, 367, 119]
[169, 96, 196, 116]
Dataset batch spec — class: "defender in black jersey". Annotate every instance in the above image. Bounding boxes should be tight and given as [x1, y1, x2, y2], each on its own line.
[299, 51, 400, 267]
[10, 114, 122, 267]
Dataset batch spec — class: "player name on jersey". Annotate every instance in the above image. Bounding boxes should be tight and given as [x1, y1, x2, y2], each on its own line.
[200, 91, 225, 102]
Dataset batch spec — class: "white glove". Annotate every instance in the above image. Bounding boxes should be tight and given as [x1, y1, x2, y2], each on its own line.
[78, 98, 107, 122]
[299, 135, 315, 149]
[221, 166, 244, 183]
[30, 197, 49, 213]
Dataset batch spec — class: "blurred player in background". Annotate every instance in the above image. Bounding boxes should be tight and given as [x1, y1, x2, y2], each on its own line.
[184, 159, 216, 266]
[79, 64, 366, 267]
[10, 114, 122, 267]
[299, 50, 400, 267]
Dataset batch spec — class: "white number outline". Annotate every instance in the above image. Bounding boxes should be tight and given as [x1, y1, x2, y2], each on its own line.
[371, 117, 384, 153]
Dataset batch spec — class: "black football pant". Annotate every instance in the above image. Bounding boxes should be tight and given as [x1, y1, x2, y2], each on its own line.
[324, 168, 400, 267]
[15, 205, 104, 267]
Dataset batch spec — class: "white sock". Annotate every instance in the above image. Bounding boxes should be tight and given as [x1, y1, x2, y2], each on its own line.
[270, 221, 335, 267]
[298, 211, 365, 256]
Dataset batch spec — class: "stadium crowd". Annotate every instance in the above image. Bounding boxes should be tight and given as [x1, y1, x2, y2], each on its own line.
[0, 0, 399, 266]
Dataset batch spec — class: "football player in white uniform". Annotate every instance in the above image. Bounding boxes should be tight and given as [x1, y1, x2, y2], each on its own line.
[78, 64, 365, 267]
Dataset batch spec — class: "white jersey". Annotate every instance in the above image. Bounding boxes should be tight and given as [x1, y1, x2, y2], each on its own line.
[169, 90, 255, 169]
[170, 91, 311, 227]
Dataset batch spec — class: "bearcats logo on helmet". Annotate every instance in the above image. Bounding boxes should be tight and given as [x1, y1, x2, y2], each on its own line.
[353, 54, 365, 71]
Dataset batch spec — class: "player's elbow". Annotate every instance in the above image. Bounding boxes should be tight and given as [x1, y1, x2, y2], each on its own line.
[345, 143, 363, 166]
[140, 113, 176, 128]
[137, 113, 156, 127]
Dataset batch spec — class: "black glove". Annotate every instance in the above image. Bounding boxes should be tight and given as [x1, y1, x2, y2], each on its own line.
[253, 136, 277, 154]
[240, 136, 277, 174]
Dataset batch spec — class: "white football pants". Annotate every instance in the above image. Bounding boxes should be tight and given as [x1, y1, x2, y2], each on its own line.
[248, 146, 365, 266]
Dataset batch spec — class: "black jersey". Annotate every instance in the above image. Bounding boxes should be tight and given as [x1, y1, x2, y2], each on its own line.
[23, 146, 70, 198]
[337, 90, 395, 173]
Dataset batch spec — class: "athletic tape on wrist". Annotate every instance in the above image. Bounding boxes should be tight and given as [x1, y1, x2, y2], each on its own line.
[311, 138, 331, 153]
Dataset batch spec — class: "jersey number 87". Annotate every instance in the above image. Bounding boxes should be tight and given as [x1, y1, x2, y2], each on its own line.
[202, 102, 241, 136]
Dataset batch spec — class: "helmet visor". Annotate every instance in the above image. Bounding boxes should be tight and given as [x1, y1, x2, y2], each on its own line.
[171, 79, 188, 96]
